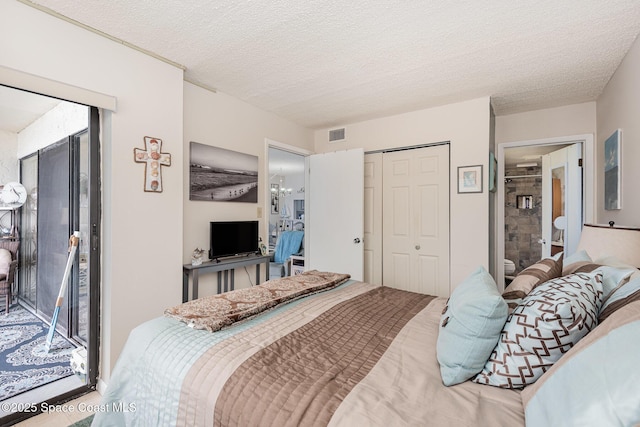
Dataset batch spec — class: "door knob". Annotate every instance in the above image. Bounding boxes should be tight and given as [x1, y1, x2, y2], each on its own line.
[538, 239, 546, 244]
[415, 245, 421, 250]
[353, 238, 361, 244]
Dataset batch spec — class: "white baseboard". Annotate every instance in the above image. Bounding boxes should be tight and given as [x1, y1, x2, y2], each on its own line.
[97, 378, 109, 395]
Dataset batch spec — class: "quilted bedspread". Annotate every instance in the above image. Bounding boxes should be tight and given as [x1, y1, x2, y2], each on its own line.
[93, 278, 525, 426]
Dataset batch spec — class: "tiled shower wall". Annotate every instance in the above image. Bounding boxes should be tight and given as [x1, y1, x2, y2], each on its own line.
[504, 166, 542, 274]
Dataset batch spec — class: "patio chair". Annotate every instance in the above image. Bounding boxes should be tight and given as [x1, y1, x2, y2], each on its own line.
[0, 240, 19, 314]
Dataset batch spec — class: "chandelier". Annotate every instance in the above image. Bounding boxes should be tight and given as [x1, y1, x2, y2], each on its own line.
[279, 187, 292, 197]
[271, 186, 292, 198]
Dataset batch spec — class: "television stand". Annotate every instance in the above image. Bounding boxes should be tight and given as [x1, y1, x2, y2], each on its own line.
[182, 254, 270, 302]
[211, 251, 260, 263]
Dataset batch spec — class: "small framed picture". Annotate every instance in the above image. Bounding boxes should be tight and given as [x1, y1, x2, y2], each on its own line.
[458, 165, 483, 193]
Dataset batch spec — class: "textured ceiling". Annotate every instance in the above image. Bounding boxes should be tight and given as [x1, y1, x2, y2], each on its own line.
[25, 0, 640, 129]
[0, 86, 61, 133]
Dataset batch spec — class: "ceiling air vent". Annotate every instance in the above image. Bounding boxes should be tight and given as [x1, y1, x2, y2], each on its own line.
[328, 128, 346, 143]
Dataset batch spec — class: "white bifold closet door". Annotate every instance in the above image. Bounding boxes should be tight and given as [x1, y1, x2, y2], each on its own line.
[382, 144, 450, 296]
[364, 153, 383, 285]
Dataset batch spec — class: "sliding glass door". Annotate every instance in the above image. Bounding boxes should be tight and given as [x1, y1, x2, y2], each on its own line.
[17, 107, 101, 386]
[18, 154, 37, 307]
[36, 138, 71, 330]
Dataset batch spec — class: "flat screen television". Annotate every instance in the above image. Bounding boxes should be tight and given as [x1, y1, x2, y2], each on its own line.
[209, 220, 259, 260]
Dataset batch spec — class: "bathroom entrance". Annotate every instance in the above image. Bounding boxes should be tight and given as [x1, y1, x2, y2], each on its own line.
[496, 134, 594, 288]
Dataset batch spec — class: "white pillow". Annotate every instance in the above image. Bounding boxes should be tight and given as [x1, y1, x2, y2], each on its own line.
[599, 276, 640, 322]
[566, 262, 635, 300]
[595, 254, 640, 279]
[523, 302, 640, 426]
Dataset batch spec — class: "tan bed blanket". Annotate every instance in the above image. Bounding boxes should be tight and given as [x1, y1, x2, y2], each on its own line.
[95, 280, 525, 427]
[165, 270, 350, 332]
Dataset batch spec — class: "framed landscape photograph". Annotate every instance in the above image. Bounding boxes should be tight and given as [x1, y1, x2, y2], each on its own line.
[189, 142, 258, 202]
[604, 129, 621, 210]
[458, 165, 483, 193]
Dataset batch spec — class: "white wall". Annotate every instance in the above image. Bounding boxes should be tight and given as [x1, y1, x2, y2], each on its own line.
[0, 130, 19, 184]
[1, 1, 184, 384]
[17, 101, 88, 158]
[596, 34, 640, 227]
[183, 83, 313, 296]
[314, 97, 492, 291]
[495, 102, 596, 144]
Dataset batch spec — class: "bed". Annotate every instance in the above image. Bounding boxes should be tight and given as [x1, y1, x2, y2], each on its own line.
[94, 225, 640, 426]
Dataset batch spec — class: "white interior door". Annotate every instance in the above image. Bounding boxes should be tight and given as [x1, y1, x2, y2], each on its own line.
[307, 149, 364, 281]
[541, 153, 552, 257]
[541, 144, 583, 258]
[382, 144, 449, 296]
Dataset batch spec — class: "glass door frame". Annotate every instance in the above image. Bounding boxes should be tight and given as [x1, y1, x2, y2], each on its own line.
[5, 106, 101, 425]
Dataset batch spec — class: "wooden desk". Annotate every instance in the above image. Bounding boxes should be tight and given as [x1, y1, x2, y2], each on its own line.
[182, 254, 271, 302]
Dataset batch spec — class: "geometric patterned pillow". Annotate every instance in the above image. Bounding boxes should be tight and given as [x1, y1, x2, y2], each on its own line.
[473, 272, 603, 388]
[502, 255, 563, 300]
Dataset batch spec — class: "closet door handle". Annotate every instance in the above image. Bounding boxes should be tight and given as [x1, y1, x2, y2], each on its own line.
[353, 238, 361, 244]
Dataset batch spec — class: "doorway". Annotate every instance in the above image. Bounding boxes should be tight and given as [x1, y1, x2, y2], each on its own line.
[503, 143, 582, 276]
[496, 134, 595, 289]
[265, 141, 309, 279]
[267, 147, 306, 250]
[0, 86, 100, 424]
[265, 142, 365, 281]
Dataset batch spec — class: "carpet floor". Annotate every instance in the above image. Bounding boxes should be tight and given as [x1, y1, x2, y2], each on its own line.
[0, 305, 75, 400]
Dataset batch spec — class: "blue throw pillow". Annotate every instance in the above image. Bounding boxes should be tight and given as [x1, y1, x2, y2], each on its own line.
[436, 266, 508, 386]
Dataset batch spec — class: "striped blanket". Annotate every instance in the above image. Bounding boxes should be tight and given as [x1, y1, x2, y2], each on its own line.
[94, 276, 525, 426]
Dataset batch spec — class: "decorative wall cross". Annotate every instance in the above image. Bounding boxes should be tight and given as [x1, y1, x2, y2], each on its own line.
[134, 136, 171, 192]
